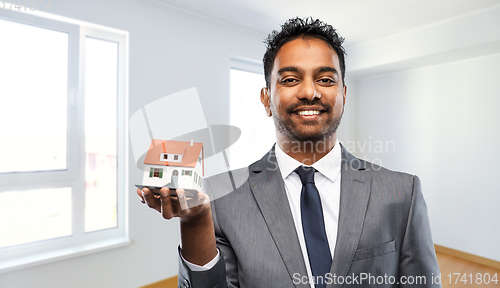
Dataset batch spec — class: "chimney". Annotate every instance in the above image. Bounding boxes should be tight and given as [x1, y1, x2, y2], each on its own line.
[190, 139, 194, 146]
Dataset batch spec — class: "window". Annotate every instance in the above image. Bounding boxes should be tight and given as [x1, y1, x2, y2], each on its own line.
[0, 10, 128, 272]
[152, 168, 163, 178]
[227, 58, 276, 169]
[174, 155, 179, 160]
[164, 154, 168, 160]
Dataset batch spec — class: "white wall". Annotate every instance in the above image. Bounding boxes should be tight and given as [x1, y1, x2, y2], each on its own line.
[0, 0, 265, 287]
[347, 5, 500, 78]
[336, 76, 358, 144]
[355, 54, 500, 261]
[345, 4, 500, 263]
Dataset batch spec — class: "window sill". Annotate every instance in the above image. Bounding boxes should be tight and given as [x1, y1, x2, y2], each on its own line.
[0, 236, 131, 274]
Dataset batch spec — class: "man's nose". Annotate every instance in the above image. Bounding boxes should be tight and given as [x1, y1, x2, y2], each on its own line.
[298, 78, 321, 100]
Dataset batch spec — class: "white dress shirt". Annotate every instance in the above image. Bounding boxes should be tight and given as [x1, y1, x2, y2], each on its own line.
[275, 140, 342, 287]
[183, 141, 342, 288]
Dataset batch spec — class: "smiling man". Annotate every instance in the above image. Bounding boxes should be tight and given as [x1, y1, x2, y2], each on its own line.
[138, 17, 441, 288]
[261, 34, 346, 165]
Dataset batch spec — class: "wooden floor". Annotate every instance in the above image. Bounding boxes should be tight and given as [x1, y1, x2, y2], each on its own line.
[436, 251, 500, 287]
[142, 251, 500, 288]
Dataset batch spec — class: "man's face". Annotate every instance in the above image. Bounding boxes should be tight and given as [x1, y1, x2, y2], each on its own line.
[261, 37, 347, 143]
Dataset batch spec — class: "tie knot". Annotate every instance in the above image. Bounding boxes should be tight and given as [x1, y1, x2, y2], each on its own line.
[295, 166, 316, 184]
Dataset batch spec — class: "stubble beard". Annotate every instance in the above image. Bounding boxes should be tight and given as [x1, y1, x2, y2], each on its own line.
[271, 101, 343, 143]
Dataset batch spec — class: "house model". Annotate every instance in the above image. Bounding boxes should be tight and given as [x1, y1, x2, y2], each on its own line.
[137, 139, 204, 194]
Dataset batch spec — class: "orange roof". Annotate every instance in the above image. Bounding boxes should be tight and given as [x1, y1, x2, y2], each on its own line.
[144, 139, 203, 168]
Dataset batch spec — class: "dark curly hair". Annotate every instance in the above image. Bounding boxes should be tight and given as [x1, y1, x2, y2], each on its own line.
[263, 17, 346, 89]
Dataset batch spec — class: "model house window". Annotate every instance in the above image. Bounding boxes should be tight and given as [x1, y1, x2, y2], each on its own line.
[172, 170, 178, 176]
[164, 154, 168, 160]
[174, 155, 179, 160]
[228, 58, 275, 170]
[182, 170, 192, 176]
[0, 10, 128, 272]
[152, 168, 162, 178]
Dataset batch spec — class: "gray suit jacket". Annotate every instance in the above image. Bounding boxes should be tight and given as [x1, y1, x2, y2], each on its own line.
[178, 145, 441, 287]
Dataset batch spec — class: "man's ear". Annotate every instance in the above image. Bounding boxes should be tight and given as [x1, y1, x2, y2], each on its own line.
[343, 85, 347, 107]
[260, 87, 272, 117]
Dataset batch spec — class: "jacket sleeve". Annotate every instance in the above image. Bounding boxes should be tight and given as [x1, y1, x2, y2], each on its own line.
[177, 176, 239, 288]
[177, 246, 228, 288]
[399, 175, 442, 287]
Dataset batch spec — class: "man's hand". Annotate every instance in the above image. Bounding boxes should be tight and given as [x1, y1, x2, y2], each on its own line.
[137, 187, 210, 220]
[136, 187, 218, 266]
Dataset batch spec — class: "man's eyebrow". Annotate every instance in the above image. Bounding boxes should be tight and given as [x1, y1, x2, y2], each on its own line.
[277, 66, 300, 75]
[315, 66, 339, 76]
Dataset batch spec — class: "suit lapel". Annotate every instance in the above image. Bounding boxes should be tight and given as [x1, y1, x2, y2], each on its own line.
[328, 146, 371, 287]
[249, 147, 309, 288]
[248, 146, 371, 288]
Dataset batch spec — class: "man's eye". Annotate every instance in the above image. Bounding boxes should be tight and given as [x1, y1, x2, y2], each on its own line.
[281, 78, 297, 84]
[318, 78, 334, 84]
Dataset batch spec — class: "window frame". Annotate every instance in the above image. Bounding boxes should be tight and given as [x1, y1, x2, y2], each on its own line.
[0, 9, 129, 274]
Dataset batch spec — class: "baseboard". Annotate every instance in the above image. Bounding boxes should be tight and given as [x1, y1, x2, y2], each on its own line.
[140, 275, 177, 288]
[435, 244, 500, 270]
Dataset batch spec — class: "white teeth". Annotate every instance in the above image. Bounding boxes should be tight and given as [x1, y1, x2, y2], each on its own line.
[297, 110, 320, 116]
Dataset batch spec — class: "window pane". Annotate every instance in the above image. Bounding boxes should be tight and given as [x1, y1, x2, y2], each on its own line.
[0, 187, 72, 248]
[84, 37, 118, 232]
[0, 19, 68, 173]
[228, 69, 275, 169]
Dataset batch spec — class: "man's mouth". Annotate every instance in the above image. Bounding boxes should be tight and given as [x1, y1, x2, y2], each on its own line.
[287, 100, 331, 117]
[292, 105, 326, 117]
[296, 110, 321, 116]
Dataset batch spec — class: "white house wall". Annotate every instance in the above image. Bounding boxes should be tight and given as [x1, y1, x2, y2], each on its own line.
[142, 165, 175, 187]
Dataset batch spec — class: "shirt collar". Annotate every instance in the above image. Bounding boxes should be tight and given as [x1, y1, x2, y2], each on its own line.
[275, 139, 342, 183]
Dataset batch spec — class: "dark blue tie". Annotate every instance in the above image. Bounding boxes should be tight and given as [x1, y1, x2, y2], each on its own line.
[296, 166, 332, 288]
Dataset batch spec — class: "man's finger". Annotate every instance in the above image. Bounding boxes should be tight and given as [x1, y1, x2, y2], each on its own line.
[181, 191, 209, 211]
[198, 191, 210, 204]
[142, 188, 161, 212]
[160, 187, 174, 219]
[136, 189, 145, 204]
[177, 189, 189, 212]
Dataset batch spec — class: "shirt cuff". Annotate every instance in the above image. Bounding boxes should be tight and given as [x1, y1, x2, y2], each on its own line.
[180, 249, 220, 271]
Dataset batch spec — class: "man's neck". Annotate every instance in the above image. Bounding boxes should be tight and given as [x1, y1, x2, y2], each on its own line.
[277, 134, 337, 165]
